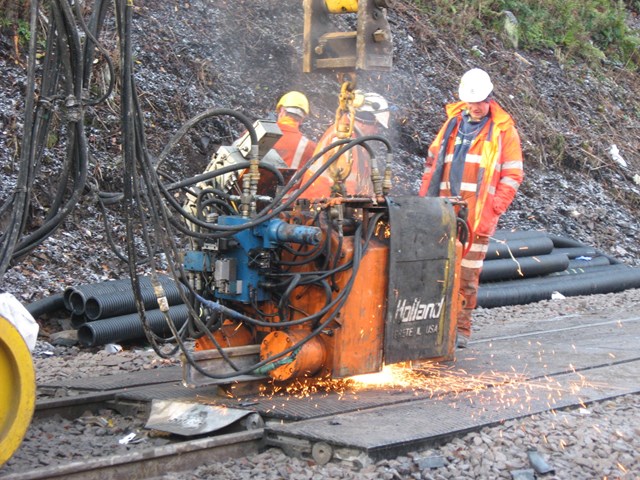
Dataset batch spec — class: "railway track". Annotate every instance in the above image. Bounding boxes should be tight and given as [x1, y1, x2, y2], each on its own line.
[3, 309, 640, 478]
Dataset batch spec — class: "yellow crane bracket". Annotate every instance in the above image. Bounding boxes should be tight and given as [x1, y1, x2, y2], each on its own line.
[303, 0, 394, 73]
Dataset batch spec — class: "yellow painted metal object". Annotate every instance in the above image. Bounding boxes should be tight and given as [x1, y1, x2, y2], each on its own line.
[324, 0, 358, 13]
[0, 315, 36, 466]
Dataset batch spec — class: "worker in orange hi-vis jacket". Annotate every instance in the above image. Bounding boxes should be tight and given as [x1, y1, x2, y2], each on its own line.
[273, 91, 317, 170]
[419, 68, 524, 348]
[299, 91, 390, 200]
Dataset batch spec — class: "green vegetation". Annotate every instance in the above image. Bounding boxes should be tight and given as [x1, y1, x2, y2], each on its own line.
[415, 0, 640, 68]
[1, 19, 31, 51]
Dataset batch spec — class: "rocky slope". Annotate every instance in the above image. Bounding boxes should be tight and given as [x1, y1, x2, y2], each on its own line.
[1, 0, 639, 308]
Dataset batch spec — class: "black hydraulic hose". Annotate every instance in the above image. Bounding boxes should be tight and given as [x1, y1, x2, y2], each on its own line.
[163, 161, 284, 192]
[77, 0, 115, 105]
[0, 0, 39, 278]
[26, 293, 65, 318]
[11, 1, 90, 261]
[263, 134, 393, 215]
[82, 0, 111, 87]
[77, 304, 190, 347]
[156, 108, 258, 169]
[158, 136, 370, 244]
[480, 253, 570, 283]
[158, 162, 285, 238]
[96, 193, 146, 264]
[181, 221, 366, 380]
[477, 264, 640, 308]
[485, 236, 554, 261]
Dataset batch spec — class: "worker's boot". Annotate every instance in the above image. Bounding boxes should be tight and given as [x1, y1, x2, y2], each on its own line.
[456, 309, 472, 349]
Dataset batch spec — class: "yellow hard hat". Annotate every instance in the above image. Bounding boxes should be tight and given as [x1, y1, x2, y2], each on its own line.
[276, 91, 310, 116]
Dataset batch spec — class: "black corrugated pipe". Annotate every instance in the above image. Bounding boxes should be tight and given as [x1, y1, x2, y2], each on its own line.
[550, 247, 598, 259]
[71, 312, 87, 328]
[481, 264, 621, 290]
[64, 277, 135, 313]
[547, 234, 589, 248]
[26, 293, 65, 318]
[548, 234, 621, 265]
[77, 304, 190, 347]
[66, 276, 173, 315]
[568, 256, 611, 269]
[485, 236, 554, 261]
[84, 277, 185, 320]
[480, 253, 570, 283]
[477, 264, 640, 308]
[492, 230, 550, 241]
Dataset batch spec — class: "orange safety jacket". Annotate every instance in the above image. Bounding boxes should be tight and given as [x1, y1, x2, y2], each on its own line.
[273, 116, 317, 169]
[419, 100, 523, 236]
[298, 124, 374, 199]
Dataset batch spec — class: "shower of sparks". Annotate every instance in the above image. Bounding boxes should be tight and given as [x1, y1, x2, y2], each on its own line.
[247, 357, 613, 422]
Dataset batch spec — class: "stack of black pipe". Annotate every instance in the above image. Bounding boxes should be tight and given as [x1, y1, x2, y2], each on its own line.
[62, 275, 189, 347]
[477, 230, 640, 308]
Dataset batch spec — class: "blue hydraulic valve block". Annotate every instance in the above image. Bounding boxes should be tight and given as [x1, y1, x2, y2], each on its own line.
[184, 217, 321, 303]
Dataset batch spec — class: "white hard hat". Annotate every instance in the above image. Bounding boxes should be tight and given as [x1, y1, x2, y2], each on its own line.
[355, 91, 390, 128]
[458, 68, 494, 103]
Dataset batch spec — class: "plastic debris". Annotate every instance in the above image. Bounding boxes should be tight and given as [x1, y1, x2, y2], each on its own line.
[119, 432, 137, 445]
[511, 469, 535, 480]
[551, 291, 566, 300]
[0, 292, 39, 351]
[415, 454, 446, 470]
[105, 343, 123, 353]
[609, 144, 627, 168]
[527, 449, 555, 475]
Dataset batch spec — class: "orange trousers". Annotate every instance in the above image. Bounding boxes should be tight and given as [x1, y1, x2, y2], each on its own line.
[457, 234, 490, 338]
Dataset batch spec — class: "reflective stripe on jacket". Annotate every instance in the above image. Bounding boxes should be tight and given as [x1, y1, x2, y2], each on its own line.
[274, 117, 317, 169]
[419, 100, 523, 236]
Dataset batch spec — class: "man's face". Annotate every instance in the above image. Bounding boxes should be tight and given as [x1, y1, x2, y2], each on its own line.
[465, 100, 490, 121]
[356, 120, 380, 136]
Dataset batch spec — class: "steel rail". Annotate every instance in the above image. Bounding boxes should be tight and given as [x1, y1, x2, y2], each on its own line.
[2, 429, 263, 480]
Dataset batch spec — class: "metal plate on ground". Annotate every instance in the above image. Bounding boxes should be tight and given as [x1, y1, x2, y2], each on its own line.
[264, 360, 640, 461]
[116, 380, 431, 420]
[145, 399, 251, 436]
[455, 315, 640, 378]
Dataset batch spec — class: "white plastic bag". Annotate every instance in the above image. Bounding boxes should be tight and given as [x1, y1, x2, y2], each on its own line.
[0, 292, 39, 351]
